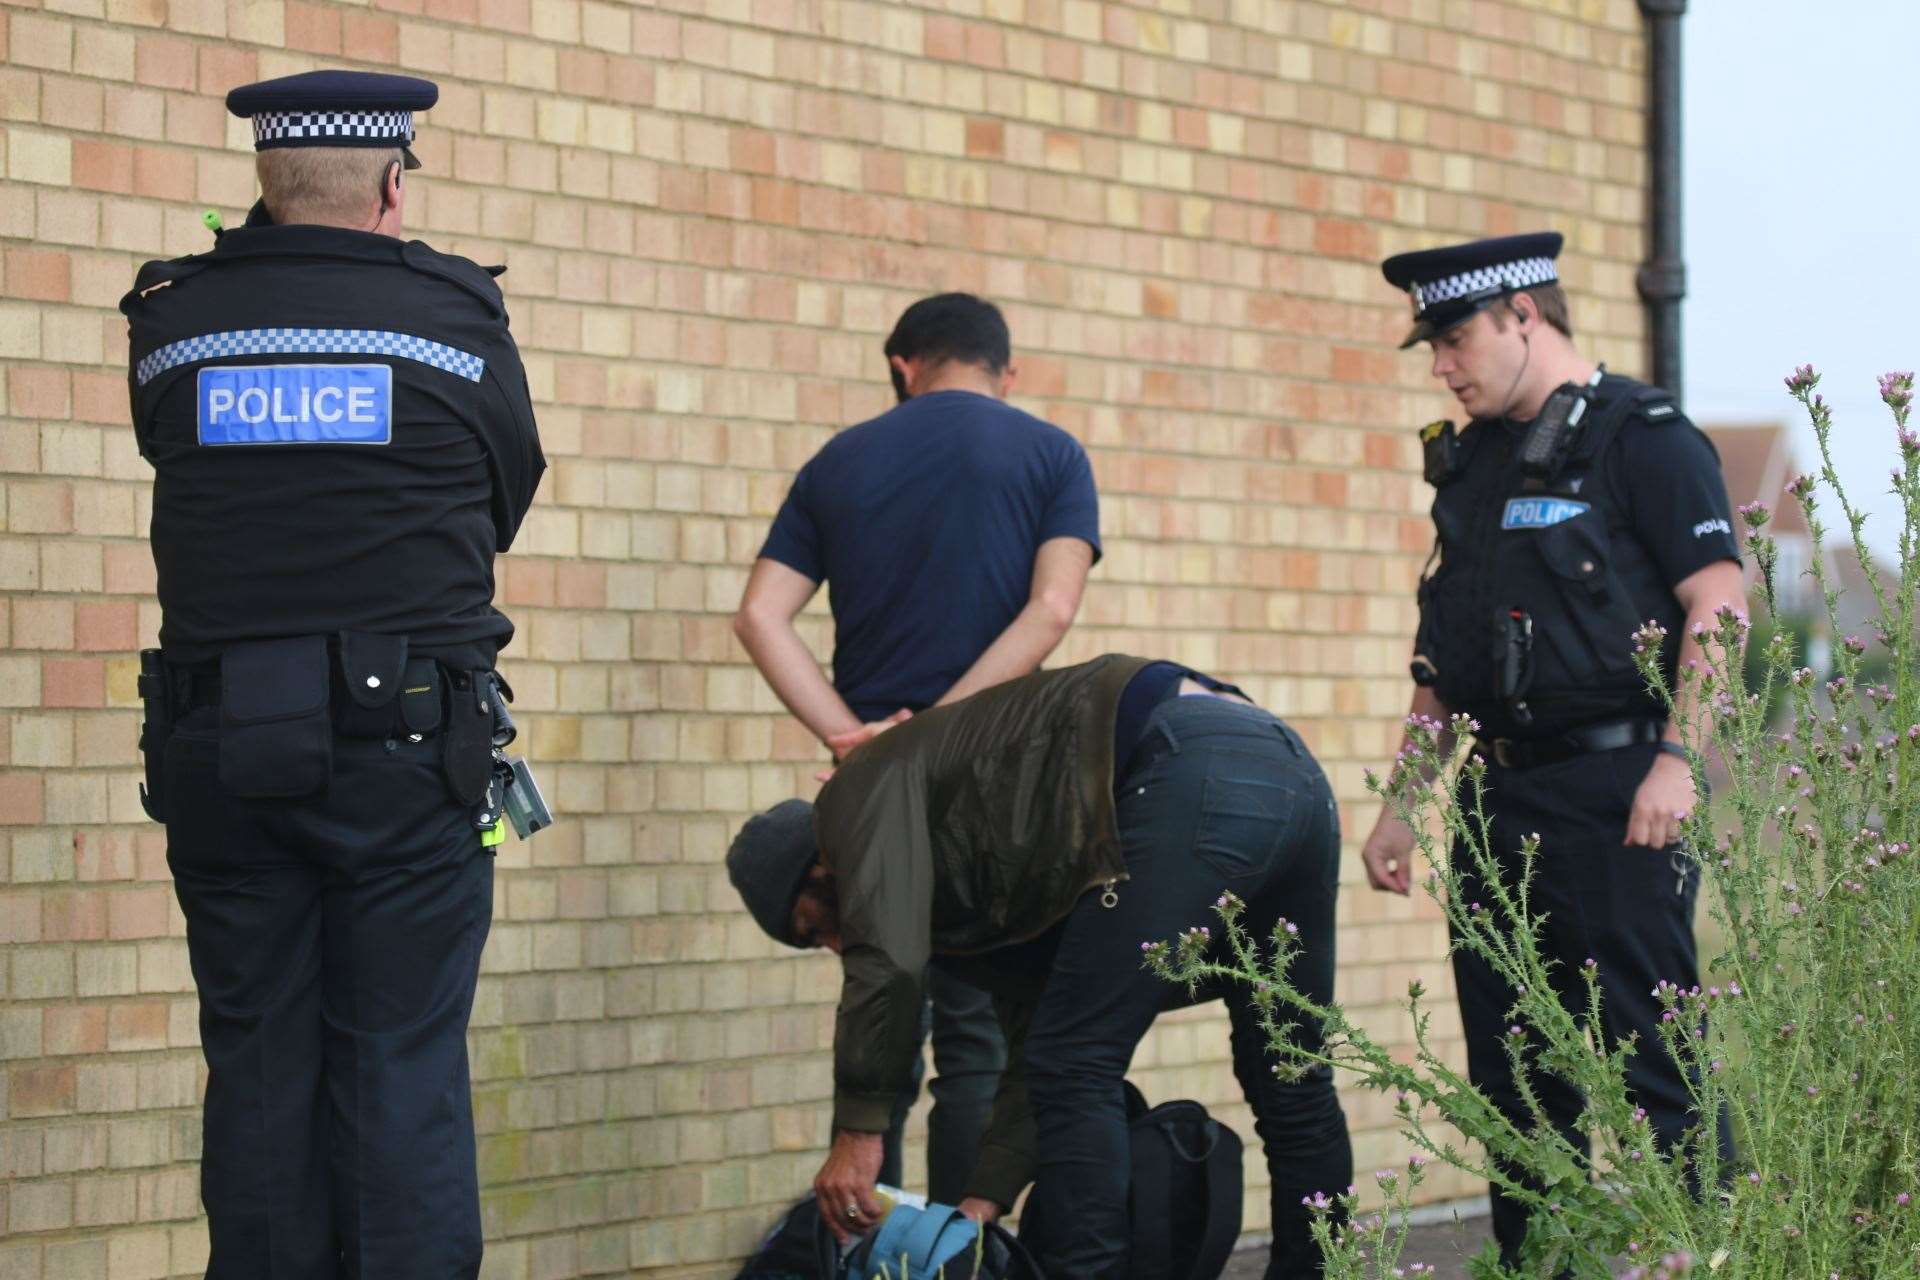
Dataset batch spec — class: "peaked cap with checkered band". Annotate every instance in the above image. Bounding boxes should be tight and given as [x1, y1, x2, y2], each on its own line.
[227, 71, 438, 170]
[1381, 231, 1564, 349]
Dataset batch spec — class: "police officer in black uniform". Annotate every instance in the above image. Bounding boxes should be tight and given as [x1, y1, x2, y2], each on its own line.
[1358, 233, 1742, 1267]
[122, 71, 545, 1279]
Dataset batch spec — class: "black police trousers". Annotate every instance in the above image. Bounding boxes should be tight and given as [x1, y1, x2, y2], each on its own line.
[163, 708, 492, 1280]
[1452, 741, 1733, 1269]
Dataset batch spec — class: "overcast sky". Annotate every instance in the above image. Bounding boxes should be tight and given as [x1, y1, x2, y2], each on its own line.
[1686, 0, 1919, 551]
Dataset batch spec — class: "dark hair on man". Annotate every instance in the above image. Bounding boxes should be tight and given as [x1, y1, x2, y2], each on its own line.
[882, 293, 1011, 401]
[1495, 284, 1574, 339]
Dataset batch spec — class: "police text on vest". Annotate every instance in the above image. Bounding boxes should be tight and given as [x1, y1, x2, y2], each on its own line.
[197, 364, 393, 445]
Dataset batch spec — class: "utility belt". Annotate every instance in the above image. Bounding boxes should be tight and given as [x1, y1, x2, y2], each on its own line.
[170, 654, 457, 740]
[138, 633, 550, 842]
[1475, 715, 1664, 771]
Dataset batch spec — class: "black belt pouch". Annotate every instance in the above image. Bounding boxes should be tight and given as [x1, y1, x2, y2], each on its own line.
[336, 631, 408, 737]
[218, 636, 332, 798]
[442, 671, 492, 806]
[137, 648, 172, 823]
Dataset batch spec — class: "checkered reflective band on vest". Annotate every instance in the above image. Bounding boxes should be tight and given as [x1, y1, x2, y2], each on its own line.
[135, 328, 485, 387]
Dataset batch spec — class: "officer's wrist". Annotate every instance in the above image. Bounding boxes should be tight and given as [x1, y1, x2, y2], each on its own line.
[1652, 740, 1689, 766]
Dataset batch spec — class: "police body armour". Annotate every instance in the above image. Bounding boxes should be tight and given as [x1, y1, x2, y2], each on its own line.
[1410, 376, 1681, 738]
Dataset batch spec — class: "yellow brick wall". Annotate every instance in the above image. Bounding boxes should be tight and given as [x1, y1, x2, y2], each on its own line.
[0, 1, 1654, 1274]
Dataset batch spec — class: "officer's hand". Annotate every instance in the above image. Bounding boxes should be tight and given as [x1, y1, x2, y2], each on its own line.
[1626, 750, 1694, 849]
[815, 1129, 887, 1245]
[958, 1196, 1002, 1226]
[1360, 812, 1416, 895]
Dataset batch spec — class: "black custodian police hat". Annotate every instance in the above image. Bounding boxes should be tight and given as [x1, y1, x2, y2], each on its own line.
[1381, 231, 1564, 349]
[226, 70, 439, 170]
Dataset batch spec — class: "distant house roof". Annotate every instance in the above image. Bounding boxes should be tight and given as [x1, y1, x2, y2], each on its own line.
[1702, 421, 1810, 538]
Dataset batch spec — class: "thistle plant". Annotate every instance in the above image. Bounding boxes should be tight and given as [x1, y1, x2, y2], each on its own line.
[1150, 368, 1920, 1278]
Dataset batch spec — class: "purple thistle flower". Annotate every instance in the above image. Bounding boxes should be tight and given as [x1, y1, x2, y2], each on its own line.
[1879, 370, 1915, 412]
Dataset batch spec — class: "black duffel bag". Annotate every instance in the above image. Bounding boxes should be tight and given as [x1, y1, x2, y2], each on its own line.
[1019, 1081, 1243, 1280]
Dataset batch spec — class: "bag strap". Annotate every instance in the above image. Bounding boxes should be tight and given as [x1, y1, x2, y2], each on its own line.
[1188, 1117, 1243, 1279]
[900, 1205, 969, 1275]
[985, 1221, 1050, 1279]
[812, 1206, 846, 1279]
[1126, 1117, 1177, 1280]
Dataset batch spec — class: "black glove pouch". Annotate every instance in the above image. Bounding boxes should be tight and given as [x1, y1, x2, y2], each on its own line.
[400, 657, 444, 737]
[442, 671, 493, 807]
[218, 636, 332, 799]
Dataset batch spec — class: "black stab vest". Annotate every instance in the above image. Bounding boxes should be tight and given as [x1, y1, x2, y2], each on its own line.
[1412, 375, 1685, 740]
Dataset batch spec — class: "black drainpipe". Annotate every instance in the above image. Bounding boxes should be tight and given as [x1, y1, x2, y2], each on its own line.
[1636, 0, 1687, 400]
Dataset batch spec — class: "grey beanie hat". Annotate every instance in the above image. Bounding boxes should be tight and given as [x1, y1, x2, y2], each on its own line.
[726, 798, 818, 948]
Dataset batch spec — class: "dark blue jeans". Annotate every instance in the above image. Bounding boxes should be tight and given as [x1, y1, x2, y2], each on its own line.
[1020, 695, 1353, 1279]
[879, 969, 1007, 1203]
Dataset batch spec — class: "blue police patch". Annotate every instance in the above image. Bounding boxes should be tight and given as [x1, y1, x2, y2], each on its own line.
[1501, 496, 1590, 530]
[198, 364, 392, 445]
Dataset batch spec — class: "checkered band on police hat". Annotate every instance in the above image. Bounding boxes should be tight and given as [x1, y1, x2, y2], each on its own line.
[1409, 255, 1559, 315]
[252, 109, 414, 151]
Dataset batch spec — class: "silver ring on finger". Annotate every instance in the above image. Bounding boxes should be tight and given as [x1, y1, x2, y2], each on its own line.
[846, 1204, 860, 1220]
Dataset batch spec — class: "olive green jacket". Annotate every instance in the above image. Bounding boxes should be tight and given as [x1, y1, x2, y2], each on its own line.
[813, 653, 1153, 1207]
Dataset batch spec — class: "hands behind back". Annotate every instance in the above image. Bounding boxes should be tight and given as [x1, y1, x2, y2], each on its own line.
[815, 710, 913, 783]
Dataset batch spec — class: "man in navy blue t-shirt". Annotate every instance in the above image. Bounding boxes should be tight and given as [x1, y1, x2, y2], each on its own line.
[734, 292, 1100, 1205]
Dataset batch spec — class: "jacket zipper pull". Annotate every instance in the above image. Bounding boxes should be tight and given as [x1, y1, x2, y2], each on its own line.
[1100, 879, 1120, 909]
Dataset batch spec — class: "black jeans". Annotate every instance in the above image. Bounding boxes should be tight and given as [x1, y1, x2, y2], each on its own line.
[1453, 743, 1734, 1268]
[163, 709, 493, 1280]
[1019, 696, 1353, 1279]
[879, 969, 1007, 1202]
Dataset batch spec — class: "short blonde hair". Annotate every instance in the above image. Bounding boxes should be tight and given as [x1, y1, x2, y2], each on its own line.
[256, 146, 403, 227]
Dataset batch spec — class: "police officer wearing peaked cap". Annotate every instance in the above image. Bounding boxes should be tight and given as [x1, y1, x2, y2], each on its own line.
[121, 70, 545, 1279]
[1359, 233, 1742, 1267]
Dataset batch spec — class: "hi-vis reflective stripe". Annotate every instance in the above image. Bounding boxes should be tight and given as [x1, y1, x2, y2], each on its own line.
[136, 328, 485, 387]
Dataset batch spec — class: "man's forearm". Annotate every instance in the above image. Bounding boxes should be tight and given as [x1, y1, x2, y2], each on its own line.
[935, 601, 1072, 707]
[734, 611, 862, 746]
[1664, 561, 1749, 748]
